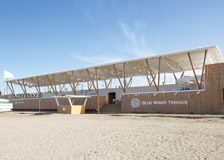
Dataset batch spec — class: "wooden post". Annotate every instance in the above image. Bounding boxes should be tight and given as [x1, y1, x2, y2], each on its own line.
[65, 72, 76, 95]
[113, 64, 125, 93]
[52, 75, 58, 95]
[127, 76, 133, 88]
[157, 57, 161, 91]
[123, 63, 126, 93]
[47, 75, 57, 95]
[150, 74, 157, 86]
[180, 71, 185, 78]
[188, 52, 200, 89]
[146, 67, 151, 86]
[173, 73, 177, 81]
[6, 82, 16, 98]
[200, 49, 207, 89]
[71, 71, 77, 95]
[31, 78, 42, 97]
[109, 79, 112, 88]
[145, 59, 158, 91]
[18, 80, 28, 97]
[95, 67, 100, 114]
[86, 69, 97, 93]
[36, 77, 42, 97]
[104, 80, 108, 89]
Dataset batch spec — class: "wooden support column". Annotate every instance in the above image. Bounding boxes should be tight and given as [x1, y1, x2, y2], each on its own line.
[113, 64, 125, 93]
[59, 84, 66, 92]
[35, 77, 42, 97]
[65, 72, 77, 95]
[157, 57, 161, 91]
[188, 52, 200, 89]
[104, 80, 108, 89]
[47, 75, 57, 95]
[180, 71, 185, 78]
[200, 49, 207, 89]
[87, 81, 93, 91]
[123, 63, 126, 93]
[145, 59, 158, 91]
[108, 79, 112, 88]
[173, 73, 177, 81]
[18, 80, 28, 97]
[6, 82, 16, 98]
[95, 67, 100, 114]
[150, 74, 157, 86]
[146, 67, 151, 86]
[52, 75, 58, 95]
[104, 79, 112, 89]
[86, 69, 98, 94]
[71, 71, 78, 94]
[31, 78, 41, 96]
[126, 76, 133, 88]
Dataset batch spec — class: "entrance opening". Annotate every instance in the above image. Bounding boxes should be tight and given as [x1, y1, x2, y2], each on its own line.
[108, 92, 116, 104]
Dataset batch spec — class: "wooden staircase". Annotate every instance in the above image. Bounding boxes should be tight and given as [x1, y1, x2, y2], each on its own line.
[101, 103, 121, 114]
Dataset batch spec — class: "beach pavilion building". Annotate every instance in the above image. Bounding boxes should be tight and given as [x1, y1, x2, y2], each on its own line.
[6, 45, 224, 114]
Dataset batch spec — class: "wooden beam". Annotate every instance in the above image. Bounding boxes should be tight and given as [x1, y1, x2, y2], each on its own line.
[87, 81, 90, 90]
[64, 73, 76, 95]
[18, 80, 28, 97]
[52, 75, 58, 95]
[157, 57, 161, 91]
[47, 75, 57, 95]
[36, 77, 42, 97]
[123, 63, 126, 93]
[145, 59, 158, 91]
[86, 69, 98, 93]
[146, 67, 151, 86]
[31, 78, 41, 96]
[180, 71, 185, 78]
[59, 84, 65, 92]
[95, 68, 99, 93]
[188, 52, 200, 89]
[71, 71, 78, 92]
[22, 80, 28, 96]
[6, 82, 16, 98]
[126, 76, 133, 88]
[108, 79, 112, 88]
[113, 64, 125, 93]
[200, 49, 207, 89]
[104, 79, 112, 89]
[150, 74, 157, 86]
[104, 80, 108, 89]
[95, 67, 100, 114]
[173, 73, 177, 81]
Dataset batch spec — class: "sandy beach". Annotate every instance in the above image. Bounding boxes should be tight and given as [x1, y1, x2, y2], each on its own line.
[0, 112, 224, 160]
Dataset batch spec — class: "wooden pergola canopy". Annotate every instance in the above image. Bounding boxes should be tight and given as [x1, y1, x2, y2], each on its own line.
[6, 46, 223, 88]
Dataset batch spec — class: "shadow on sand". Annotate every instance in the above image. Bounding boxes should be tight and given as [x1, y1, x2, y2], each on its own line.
[18, 111, 57, 116]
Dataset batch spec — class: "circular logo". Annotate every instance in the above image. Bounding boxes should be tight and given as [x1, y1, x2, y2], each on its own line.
[131, 98, 141, 108]
[62, 107, 66, 111]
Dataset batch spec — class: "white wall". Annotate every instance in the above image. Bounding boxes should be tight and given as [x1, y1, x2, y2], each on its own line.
[43, 83, 197, 104]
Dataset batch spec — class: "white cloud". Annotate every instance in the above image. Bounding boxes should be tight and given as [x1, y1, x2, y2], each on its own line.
[119, 20, 155, 57]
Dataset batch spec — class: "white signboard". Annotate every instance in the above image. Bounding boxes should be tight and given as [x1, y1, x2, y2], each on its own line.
[131, 98, 188, 109]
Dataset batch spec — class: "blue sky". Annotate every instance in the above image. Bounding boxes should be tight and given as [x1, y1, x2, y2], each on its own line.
[0, 0, 224, 92]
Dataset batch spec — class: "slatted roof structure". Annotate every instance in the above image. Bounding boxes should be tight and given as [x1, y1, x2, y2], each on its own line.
[6, 45, 223, 98]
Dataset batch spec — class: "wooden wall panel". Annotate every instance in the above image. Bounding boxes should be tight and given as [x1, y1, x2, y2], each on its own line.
[13, 96, 106, 111]
[121, 63, 224, 114]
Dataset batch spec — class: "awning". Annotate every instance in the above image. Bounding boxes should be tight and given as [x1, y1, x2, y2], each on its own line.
[6, 45, 223, 88]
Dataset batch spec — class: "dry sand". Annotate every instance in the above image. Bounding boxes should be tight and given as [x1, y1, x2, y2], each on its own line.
[0, 112, 224, 160]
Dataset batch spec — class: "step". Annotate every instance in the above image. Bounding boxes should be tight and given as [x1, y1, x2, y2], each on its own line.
[101, 104, 121, 113]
